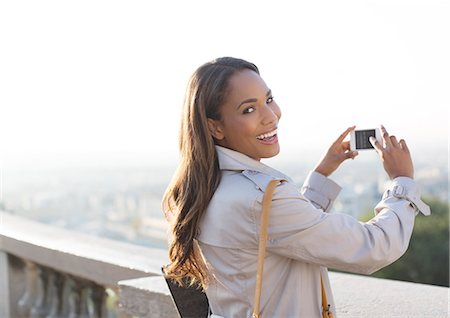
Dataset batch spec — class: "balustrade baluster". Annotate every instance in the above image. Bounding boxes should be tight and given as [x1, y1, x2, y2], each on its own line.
[80, 282, 91, 318]
[91, 285, 107, 318]
[46, 270, 63, 318]
[30, 266, 49, 318]
[18, 260, 37, 316]
[67, 276, 82, 318]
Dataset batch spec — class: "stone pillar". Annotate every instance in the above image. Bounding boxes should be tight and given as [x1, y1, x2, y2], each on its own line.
[0, 251, 10, 318]
[0, 253, 27, 318]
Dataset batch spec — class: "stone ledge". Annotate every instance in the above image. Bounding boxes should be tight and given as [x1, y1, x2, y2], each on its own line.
[0, 211, 169, 286]
[330, 271, 448, 317]
[118, 276, 179, 318]
[118, 272, 449, 318]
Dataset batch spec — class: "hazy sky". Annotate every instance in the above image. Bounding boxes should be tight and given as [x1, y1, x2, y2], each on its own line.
[1, 0, 448, 170]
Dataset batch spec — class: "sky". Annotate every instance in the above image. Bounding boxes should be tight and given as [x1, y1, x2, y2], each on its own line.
[0, 0, 449, 171]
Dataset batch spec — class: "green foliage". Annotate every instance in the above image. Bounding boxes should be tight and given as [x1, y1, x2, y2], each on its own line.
[369, 196, 449, 287]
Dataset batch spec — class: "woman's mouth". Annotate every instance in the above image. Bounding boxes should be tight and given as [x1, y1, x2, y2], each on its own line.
[256, 129, 278, 144]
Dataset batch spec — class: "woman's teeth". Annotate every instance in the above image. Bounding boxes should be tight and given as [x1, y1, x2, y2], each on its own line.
[256, 129, 277, 140]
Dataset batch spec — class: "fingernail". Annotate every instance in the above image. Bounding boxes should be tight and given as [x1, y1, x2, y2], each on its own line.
[369, 136, 376, 143]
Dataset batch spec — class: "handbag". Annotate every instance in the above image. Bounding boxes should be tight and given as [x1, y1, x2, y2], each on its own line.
[252, 179, 333, 318]
[162, 267, 210, 318]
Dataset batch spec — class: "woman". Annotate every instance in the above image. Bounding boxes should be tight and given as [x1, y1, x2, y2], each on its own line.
[162, 57, 430, 317]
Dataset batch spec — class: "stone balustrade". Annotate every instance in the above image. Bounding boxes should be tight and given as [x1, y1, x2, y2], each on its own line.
[0, 211, 168, 318]
[1, 210, 449, 318]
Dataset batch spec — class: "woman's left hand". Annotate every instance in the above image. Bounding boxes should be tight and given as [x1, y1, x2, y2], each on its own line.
[313, 126, 359, 177]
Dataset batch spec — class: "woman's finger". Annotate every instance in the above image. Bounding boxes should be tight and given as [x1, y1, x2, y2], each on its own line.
[342, 140, 351, 151]
[344, 150, 358, 160]
[370, 136, 383, 153]
[399, 139, 410, 153]
[381, 125, 392, 148]
[390, 135, 399, 148]
[335, 126, 355, 144]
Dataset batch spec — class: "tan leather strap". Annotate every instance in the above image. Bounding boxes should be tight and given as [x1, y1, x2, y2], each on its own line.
[321, 275, 333, 318]
[251, 178, 333, 318]
[252, 179, 286, 318]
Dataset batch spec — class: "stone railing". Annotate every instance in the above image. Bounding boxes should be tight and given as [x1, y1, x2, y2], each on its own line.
[0, 211, 169, 318]
[2, 210, 449, 318]
[119, 271, 449, 318]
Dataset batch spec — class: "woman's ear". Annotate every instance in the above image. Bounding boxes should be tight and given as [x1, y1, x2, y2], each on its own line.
[207, 118, 225, 140]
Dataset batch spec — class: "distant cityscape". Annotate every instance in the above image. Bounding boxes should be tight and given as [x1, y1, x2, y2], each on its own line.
[1, 149, 447, 251]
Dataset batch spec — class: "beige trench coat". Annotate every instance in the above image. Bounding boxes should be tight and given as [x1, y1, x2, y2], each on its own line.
[197, 146, 429, 318]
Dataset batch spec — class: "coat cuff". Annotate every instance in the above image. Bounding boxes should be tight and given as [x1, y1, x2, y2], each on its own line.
[375, 177, 431, 216]
[301, 171, 342, 212]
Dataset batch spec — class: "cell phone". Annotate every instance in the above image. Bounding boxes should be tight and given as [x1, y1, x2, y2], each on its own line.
[350, 128, 382, 151]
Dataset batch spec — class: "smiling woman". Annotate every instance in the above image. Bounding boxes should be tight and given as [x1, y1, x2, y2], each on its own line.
[161, 57, 430, 318]
[207, 69, 281, 161]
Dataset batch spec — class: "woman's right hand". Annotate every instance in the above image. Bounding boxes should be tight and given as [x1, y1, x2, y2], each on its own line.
[370, 125, 414, 180]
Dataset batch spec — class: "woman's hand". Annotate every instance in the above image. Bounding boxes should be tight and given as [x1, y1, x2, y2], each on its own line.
[370, 125, 414, 180]
[314, 126, 359, 177]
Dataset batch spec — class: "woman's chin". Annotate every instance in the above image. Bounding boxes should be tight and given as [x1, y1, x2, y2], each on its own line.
[260, 144, 280, 159]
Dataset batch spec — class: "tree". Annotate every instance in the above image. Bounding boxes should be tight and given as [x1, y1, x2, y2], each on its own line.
[364, 197, 449, 287]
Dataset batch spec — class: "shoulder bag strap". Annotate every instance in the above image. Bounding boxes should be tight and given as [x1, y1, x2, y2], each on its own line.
[252, 179, 285, 318]
[251, 179, 333, 318]
[321, 275, 333, 318]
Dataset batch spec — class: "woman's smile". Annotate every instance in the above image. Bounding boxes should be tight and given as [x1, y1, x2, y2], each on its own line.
[256, 128, 278, 144]
[207, 69, 282, 160]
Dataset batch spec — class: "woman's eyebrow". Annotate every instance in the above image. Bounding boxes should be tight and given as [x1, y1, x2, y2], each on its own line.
[236, 89, 272, 110]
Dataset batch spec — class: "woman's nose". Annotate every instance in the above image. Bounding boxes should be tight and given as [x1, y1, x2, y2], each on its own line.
[261, 104, 280, 126]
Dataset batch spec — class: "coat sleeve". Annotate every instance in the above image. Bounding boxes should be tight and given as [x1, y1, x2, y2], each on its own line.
[300, 171, 341, 212]
[263, 175, 426, 275]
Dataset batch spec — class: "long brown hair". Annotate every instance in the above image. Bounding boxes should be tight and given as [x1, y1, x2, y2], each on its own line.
[162, 57, 259, 288]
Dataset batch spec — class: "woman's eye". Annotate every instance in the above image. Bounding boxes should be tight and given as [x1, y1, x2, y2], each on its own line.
[243, 106, 255, 114]
[267, 96, 274, 104]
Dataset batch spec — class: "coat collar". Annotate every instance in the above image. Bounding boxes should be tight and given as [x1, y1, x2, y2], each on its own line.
[215, 145, 289, 180]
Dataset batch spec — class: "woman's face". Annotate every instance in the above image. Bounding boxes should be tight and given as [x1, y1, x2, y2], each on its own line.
[208, 69, 281, 161]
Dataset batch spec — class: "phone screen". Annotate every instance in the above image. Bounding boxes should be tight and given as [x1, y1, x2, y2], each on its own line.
[355, 129, 376, 149]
